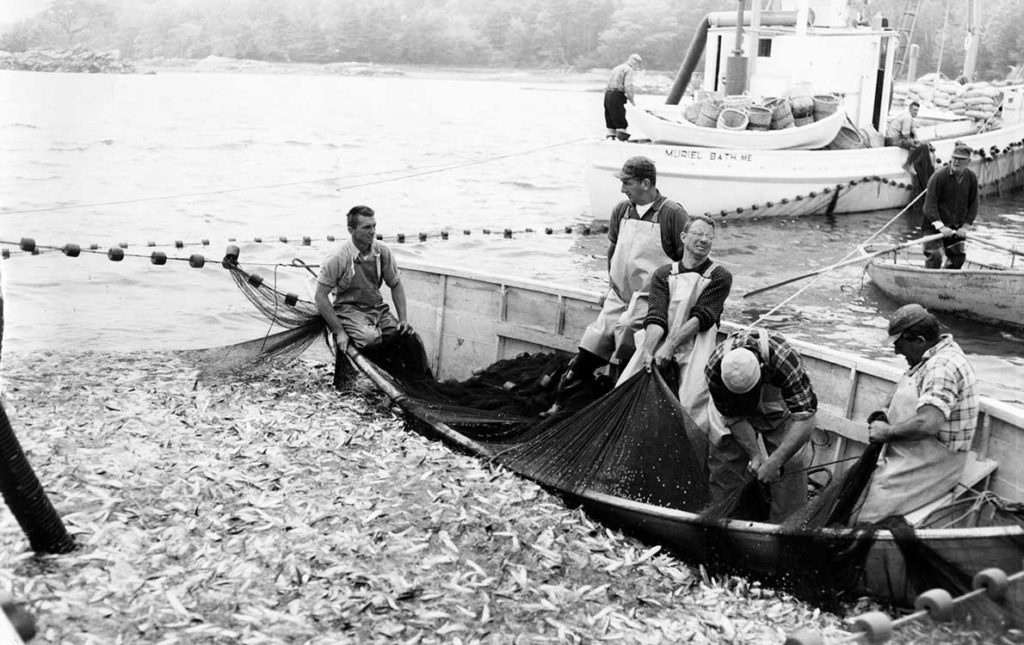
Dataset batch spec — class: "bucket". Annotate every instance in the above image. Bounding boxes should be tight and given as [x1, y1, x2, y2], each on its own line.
[696, 99, 723, 128]
[717, 107, 749, 130]
[794, 115, 814, 127]
[790, 95, 814, 118]
[747, 105, 772, 130]
[813, 93, 840, 121]
[769, 98, 794, 129]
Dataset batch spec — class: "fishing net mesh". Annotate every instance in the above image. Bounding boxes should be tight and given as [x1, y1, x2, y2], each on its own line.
[208, 256, 1020, 607]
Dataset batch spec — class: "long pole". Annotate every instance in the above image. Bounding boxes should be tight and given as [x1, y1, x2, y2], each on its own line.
[743, 233, 943, 298]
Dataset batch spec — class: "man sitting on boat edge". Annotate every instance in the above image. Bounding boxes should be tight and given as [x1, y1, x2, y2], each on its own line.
[854, 304, 978, 523]
[314, 205, 429, 379]
[704, 328, 818, 523]
[617, 214, 733, 455]
[547, 155, 688, 415]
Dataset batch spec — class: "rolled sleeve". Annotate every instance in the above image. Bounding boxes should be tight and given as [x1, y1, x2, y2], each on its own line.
[317, 254, 353, 291]
[378, 245, 402, 288]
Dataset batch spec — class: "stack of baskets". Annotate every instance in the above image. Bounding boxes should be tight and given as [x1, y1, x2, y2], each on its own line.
[695, 99, 723, 127]
[717, 108, 749, 130]
[766, 97, 794, 129]
[747, 105, 772, 131]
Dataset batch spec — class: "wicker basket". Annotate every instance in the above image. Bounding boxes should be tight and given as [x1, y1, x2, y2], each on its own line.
[827, 125, 868, 150]
[717, 107, 749, 130]
[794, 115, 814, 127]
[683, 102, 701, 124]
[813, 93, 840, 121]
[747, 105, 772, 130]
[790, 95, 814, 118]
[696, 99, 723, 128]
[768, 98, 794, 129]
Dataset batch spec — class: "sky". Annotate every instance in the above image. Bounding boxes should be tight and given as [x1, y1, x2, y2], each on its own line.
[0, 0, 48, 24]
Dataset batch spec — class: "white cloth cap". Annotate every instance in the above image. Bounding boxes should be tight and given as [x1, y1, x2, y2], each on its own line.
[721, 348, 761, 394]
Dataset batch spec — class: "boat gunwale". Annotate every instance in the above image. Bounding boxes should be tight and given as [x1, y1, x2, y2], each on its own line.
[347, 330, 1024, 546]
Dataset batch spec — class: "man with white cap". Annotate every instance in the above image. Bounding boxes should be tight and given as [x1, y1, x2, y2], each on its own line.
[922, 141, 978, 269]
[605, 53, 643, 140]
[548, 156, 687, 414]
[855, 303, 978, 522]
[704, 328, 818, 522]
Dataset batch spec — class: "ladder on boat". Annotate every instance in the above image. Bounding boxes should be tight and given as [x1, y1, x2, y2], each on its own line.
[893, 0, 926, 79]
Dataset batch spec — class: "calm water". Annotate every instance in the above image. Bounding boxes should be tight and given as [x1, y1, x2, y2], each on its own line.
[1, 69, 1022, 402]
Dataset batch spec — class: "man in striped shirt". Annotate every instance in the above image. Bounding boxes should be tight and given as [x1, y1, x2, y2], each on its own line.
[605, 53, 642, 140]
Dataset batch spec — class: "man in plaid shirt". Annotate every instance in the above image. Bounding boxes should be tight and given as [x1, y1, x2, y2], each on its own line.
[857, 303, 979, 522]
[705, 328, 818, 522]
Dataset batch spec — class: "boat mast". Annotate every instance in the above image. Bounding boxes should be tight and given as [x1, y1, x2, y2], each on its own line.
[961, 0, 979, 82]
[724, 0, 748, 95]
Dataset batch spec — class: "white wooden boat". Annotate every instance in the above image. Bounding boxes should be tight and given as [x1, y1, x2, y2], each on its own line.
[348, 258, 1024, 609]
[625, 103, 845, 149]
[866, 257, 1024, 329]
[586, 1, 1024, 220]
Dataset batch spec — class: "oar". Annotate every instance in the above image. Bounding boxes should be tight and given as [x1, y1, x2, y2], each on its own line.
[742, 233, 944, 299]
[971, 236, 1024, 258]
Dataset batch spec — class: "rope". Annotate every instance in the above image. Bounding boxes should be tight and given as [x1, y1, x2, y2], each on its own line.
[746, 189, 928, 330]
[0, 138, 589, 216]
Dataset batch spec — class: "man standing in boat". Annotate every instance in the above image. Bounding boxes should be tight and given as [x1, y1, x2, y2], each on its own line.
[619, 214, 733, 443]
[605, 53, 642, 140]
[549, 156, 688, 412]
[315, 205, 427, 376]
[704, 328, 818, 523]
[922, 142, 978, 269]
[855, 304, 978, 522]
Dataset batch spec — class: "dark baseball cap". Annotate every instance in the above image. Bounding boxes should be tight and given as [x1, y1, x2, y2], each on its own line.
[614, 156, 656, 181]
[884, 303, 934, 344]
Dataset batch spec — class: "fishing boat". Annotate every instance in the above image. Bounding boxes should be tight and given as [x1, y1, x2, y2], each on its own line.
[585, 0, 1024, 220]
[866, 255, 1024, 329]
[624, 102, 845, 149]
[342, 257, 1024, 609]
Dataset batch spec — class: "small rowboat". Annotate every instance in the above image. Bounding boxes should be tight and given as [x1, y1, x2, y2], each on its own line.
[347, 258, 1024, 609]
[866, 255, 1024, 329]
[626, 103, 845, 150]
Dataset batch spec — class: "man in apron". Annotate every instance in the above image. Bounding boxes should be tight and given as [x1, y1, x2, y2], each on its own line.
[855, 304, 979, 523]
[617, 214, 733, 457]
[705, 329, 819, 523]
[316, 205, 428, 377]
[549, 156, 688, 413]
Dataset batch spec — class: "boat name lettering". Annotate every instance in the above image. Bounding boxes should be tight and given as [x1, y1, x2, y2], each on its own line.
[662, 149, 752, 162]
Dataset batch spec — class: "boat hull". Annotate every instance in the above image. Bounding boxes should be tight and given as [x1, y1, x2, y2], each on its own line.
[354, 259, 1024, 607]
[585, 123, 1024, 220]
[866, 260, 1024, 329]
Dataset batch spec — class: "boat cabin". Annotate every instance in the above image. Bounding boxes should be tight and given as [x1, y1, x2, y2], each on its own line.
[694, 0, 898, 135]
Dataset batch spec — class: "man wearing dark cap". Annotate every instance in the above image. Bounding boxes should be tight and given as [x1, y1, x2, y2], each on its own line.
[704, 328, 818, 522]
[605, 53, 642, 140]
[922, 142, 978, 269]
[548, 155, 688, 413]
[855, 303, 978, 522]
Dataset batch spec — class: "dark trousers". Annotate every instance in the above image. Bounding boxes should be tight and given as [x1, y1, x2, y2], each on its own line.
[923, 230, 966, 269]
[604, 90, 627, 131]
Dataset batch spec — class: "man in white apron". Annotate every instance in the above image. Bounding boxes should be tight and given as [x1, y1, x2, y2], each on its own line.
[550, 156, 688, 412]
[617, 215, 733, 451]
[855, 304, 979, 523]
[705, 329, 818, 523]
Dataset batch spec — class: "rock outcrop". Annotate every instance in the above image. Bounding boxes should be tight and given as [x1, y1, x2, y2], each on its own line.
[0, 48, 135, 73]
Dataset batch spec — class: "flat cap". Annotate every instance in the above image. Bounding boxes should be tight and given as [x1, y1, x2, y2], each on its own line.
[628, 53, 643, 66]
[721, 348, 761, 394]
[951, 142, 972, 159]
[614, 156, 656, 181]
[885, 303, 934, 344]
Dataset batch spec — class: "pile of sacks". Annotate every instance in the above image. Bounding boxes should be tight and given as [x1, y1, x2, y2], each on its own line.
[0, 48, 135, 73]
[892, 78, 1005, 123]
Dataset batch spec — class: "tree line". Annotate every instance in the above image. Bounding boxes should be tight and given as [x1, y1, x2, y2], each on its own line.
[1, 0, 1021, 80]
